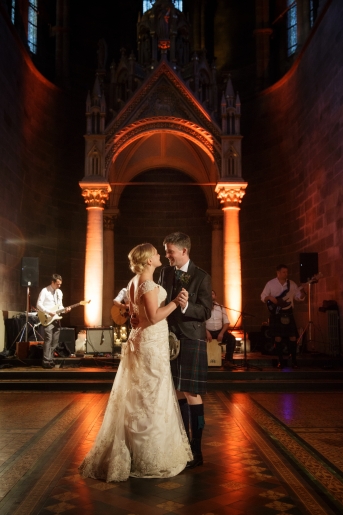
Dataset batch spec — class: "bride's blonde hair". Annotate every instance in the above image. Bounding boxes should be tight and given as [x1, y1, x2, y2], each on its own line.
[128, 243, 155, 274]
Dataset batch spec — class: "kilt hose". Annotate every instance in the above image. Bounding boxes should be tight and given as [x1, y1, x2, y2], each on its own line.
[171, 338, 208, 394]
[269, 309, 299, 365]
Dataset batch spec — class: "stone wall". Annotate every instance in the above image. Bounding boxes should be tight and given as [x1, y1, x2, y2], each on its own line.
[241, 0, 343, 347]
[0, 7, 86, 335]
[114, 169, 212, 293]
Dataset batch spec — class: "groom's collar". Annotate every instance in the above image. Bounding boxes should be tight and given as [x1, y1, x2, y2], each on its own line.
[175, 260, 190, 273]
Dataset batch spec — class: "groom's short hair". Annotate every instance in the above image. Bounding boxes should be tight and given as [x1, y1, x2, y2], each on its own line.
[163, 232, 191, 254]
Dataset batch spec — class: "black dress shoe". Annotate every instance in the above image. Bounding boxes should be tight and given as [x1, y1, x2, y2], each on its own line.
[186, 454, 203, 469]
[42, 363, 54, 369]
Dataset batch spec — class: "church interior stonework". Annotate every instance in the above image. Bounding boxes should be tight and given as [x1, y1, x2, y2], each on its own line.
[1, 0, 342, 336]
[1, 1, 343, 514]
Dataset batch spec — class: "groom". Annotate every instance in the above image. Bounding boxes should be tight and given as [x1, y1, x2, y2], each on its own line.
[160, 232, 212, 468]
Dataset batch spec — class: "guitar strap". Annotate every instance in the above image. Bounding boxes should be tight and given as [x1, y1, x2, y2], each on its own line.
[279, 280, 290, 299]
[275, 280, 290, 315]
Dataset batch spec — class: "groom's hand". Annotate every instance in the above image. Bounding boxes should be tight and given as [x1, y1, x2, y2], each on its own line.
[178, 288, 188, 309]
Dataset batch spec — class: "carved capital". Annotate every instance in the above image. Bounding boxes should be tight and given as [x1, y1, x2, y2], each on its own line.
[103, 209, 120, 230]
[206, 209, 223, 230]
[79, 179, 111, 208]
[81, 188, 110, 208]
[215, 181, 247, 209]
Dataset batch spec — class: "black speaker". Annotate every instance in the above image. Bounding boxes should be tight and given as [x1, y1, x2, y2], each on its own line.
[299, 253, 318, 283]
[58, 327, 76, 353]
[86, 327, 114, 353]
[21, 257, 39, 287]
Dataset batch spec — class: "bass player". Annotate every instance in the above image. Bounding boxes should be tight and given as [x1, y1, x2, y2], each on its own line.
[261, 264, 306, 369]
[36, 274, 71, 369]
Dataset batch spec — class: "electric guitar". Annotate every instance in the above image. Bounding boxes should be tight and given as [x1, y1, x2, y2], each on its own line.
[266, 273, 323, 315]
[38, 300, 91, 326]
[111, 305, 130, 326]
[266, 296, 291, 315]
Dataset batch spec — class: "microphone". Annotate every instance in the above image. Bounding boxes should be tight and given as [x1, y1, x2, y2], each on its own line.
[100, 330, 105, 345]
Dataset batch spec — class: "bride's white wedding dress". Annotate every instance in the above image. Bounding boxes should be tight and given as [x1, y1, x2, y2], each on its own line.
[79, 280, 192, 482]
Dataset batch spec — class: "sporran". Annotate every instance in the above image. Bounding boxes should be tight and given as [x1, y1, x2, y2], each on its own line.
[280, 314, 290, 325]
[169, 332, 180, 360]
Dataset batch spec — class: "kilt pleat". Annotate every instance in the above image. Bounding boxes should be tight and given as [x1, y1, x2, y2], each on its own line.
[170, 338, 207, 394]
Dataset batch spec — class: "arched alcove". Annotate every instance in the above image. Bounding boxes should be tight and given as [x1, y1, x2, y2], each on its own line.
[113, 168, 212, 290]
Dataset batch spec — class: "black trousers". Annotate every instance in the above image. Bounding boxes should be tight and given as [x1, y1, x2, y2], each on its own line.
[208, 329, 236, 361]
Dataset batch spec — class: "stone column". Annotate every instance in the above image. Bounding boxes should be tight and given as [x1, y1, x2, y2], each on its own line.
[79, 181, 111, 327]
[103, 210, 119, 326]
[207, 209, 223, 302]
[215, 182, 247, 327]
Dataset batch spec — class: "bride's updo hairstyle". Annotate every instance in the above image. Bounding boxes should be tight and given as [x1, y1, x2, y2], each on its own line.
[128, 243, 155, 274]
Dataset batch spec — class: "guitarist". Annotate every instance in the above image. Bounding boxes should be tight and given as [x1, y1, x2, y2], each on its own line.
[261, 264, 306, 369]
[113, 288, 129, 312]
[36, 274, 71, 369]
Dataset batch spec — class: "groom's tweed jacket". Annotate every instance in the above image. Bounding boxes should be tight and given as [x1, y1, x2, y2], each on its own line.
[158, 260, 212, 340]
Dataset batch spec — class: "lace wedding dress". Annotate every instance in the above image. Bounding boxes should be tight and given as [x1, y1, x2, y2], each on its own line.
[79, 280, 192, 482]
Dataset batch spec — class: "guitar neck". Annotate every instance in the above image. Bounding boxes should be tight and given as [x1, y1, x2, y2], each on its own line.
[56, 302, 80, 315]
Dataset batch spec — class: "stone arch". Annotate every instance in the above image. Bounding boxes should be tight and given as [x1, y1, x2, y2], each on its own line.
[106, 124, 219, 208]
[105, 117, 222, 210]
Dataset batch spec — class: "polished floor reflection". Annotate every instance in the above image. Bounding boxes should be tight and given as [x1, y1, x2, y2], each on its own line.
[0, 391, 342, 514]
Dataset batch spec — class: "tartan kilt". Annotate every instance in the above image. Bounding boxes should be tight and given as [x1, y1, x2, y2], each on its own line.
[170, 338, 208, 394]
[268, 311, 298, 339]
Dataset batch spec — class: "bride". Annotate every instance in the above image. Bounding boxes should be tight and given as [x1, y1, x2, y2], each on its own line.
[79, 243, 192, 482]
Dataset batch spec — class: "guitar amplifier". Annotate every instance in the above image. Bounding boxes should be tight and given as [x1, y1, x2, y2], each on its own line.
[86, 327, 114, 353]
[58, 327, 76, 353]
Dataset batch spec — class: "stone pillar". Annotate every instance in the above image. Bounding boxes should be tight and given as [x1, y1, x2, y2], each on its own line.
[207, 209, 223, 302]
[215, 182, 247, 327]
[103, 210, 119, 326]
[79, 181, 111, 327]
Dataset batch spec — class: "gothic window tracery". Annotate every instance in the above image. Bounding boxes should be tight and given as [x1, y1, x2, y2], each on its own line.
[225, 146, 239, 177]
[28, 0, 38, 54]
[287, 0, 297, 56]
[11, 0, 15, 24]
[89, 147, 101, 176]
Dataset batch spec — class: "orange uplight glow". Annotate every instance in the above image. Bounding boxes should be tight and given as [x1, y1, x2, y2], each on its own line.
[223, 206, 242, 327]
[84, 207, 104, 326]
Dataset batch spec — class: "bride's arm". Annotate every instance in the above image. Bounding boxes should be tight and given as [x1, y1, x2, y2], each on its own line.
[143, 287, 179, 325]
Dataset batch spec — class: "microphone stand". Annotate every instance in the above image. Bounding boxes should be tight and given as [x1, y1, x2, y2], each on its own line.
[218, 304, 261, 371]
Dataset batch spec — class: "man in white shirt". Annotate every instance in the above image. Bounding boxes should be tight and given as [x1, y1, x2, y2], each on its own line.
[206, 290, 236, 364]
[261, 264, 306, 368]
[36, 274, 71, 369]
[113, 288, 129, 310]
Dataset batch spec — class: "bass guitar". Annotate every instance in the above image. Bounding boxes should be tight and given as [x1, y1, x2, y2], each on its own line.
[267, 297, 291, 315]
[38, 300, 91, 326]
